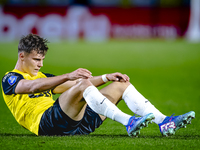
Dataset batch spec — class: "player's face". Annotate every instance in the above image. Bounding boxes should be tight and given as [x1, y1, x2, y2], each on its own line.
[22, 50, 45, 76]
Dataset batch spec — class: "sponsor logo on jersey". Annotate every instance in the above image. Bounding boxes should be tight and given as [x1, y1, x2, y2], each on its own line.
[8, 76, 17, 86]
[28, 90, 52, 98]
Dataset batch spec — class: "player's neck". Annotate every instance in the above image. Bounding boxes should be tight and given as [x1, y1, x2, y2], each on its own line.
[14, 60, 24, 73]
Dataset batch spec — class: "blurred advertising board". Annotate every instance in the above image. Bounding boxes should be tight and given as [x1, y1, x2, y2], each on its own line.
[0, 5, 189, 42]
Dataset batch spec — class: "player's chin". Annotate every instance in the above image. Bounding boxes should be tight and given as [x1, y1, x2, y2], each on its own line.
[32, 70, 39, 76]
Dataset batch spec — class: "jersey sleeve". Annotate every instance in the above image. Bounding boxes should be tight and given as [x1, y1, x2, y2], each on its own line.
[2, 72, 24, 95]
[43, 73, 55, 77]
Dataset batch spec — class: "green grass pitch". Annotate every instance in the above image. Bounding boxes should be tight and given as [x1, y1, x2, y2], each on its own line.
[0, 39, 199, 149]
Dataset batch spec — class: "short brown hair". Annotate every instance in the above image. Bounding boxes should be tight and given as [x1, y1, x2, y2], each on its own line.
[18, 34, 49, 55]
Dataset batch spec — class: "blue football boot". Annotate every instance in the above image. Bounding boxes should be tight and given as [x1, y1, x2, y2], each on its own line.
[158, 111, 195, 136]
[126, 113, 155, 137]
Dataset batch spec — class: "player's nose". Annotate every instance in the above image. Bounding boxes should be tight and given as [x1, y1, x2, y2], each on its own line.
[38, 60, 43, 67]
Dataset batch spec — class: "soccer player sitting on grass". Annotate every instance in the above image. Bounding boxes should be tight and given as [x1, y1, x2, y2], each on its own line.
[1, 34, 195, 137]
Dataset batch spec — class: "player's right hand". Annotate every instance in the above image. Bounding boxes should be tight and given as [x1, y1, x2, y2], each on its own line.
[67, 68, 93, 80]
[106, 72, 130, 82]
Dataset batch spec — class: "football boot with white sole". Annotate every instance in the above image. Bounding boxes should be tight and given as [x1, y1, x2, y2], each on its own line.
[126, 113, 155, 137]
[158, 111, 195, 136]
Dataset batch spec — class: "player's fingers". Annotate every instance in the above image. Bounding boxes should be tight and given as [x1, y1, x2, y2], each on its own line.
[115, 73, 125, 80]
[115, 73, 129, 82]
[79, 69, 93, 78]
[77, 68, 92, 76]
[82, 68, 92, 75]
[77, 68, 92, 74]
[123, 74, 130, 81]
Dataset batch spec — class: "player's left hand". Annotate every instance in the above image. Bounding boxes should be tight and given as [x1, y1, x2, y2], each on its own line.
[106, 73, 129, 82]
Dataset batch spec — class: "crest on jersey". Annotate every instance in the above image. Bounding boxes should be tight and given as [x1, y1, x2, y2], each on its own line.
[8, 76, 17, 86]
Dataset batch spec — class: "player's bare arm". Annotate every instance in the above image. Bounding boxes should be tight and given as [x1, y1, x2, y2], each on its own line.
[53, 72, 130, 94]
[53, 75, 108, 94]
[15, 68, 92, 94]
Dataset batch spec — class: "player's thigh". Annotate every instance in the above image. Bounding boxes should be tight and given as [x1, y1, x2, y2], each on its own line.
[58, 79, 92, 121]
[100, 81, 130, 104]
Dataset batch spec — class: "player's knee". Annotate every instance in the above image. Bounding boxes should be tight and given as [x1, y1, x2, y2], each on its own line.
[114, 81, 130, 89]
[111, 81, 131, 95]
[77, 79, 93, 92]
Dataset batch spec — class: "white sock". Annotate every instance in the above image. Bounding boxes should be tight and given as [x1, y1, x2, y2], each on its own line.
[122, 84, 166, 124]
[83, 86, 131, 126]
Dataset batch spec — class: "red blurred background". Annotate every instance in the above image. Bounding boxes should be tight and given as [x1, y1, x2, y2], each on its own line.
[0, 0, 194, 41]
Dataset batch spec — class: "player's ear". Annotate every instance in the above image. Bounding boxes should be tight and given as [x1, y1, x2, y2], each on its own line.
[19, 52, 25, 61]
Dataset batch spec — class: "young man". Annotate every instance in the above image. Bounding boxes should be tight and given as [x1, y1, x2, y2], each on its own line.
[1, 34, 195, 137]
